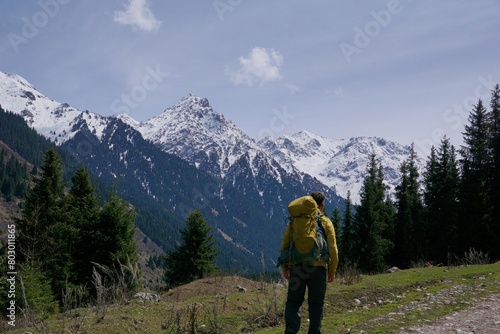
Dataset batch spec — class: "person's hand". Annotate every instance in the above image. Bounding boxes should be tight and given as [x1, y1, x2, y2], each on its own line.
[283, 269, 290, 280]
[327, 274, 334, 283]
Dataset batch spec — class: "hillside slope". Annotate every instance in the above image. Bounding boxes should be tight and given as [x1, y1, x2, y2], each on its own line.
[1, 264, 498, 333]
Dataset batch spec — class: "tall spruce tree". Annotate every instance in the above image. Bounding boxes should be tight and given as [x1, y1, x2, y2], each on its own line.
[488, 84, 500, 259]
[98, 188, 138, 270]
[340, 190, 355, 265]
[331, 206, 342, 255]
[65, 166, 102, 286]
[422, 145, 438, 261]
[17, 147, 65, 267]
[458, 99, 492, 254]
[392, 144, 424, 268]
[16, 148, 70, 303]
[423, 138, 460, 263]
[353, 154, 393, 273]
[163, 210, 217, 287]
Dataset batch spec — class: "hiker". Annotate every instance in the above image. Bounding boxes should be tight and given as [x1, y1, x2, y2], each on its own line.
[280, 191, 339, 334]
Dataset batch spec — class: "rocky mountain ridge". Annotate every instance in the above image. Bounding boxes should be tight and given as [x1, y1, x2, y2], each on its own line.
[0, 71, 421, 203]
[0, 69, 426, 271]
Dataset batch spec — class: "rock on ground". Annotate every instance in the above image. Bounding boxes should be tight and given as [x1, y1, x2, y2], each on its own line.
[399, 294, 500, 333]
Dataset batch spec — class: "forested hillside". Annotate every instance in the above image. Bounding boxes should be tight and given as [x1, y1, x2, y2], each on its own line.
[2, 82, 500, 277]
[336, 84, 500, 273]
[0, 107, 270, 279]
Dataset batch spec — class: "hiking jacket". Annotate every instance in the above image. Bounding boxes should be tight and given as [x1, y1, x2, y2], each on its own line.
[280, 211, 339, 277]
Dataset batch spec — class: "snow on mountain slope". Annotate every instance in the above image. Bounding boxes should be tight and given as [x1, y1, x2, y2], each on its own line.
[0, 71, 109, 144]
[0, 71, 294, 188]
[129, 94, 288, 180]
[0, 70, 421, 203]
[259, 131, 422, 203]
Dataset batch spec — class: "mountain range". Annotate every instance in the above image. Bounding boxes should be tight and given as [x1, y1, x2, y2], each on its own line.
[0, 70, 422, 273]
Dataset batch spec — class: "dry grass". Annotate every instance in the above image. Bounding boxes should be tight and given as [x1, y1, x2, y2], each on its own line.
[1, 274, 289, 333]
[2, 264, 500, 334]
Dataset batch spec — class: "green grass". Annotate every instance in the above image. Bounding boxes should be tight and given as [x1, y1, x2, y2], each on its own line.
[2, 263, 499, 333]
[262, 264, 500, 334]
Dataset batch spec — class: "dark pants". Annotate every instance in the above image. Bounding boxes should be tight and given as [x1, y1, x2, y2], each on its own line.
[285, 264, 327, 334]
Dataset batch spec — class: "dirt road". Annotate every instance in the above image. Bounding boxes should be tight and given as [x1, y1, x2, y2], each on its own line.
[399, 294, 500, 333]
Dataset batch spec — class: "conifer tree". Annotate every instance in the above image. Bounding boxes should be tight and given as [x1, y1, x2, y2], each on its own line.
[458, 99, 492, 254]
[422, 145, 438, 257]
[423, 137, 459, 263]
[353, 154, 393, 273]
[330, 206, 342, 251]
[17, 147, 65, 267]
[65, 165, 102, 286]
[98, 188, 138, 270]
[340, 191, 355, 265]
[488, 84, 500, 258]
[0, 150, 29, 201]
[393, 144, 424, 268]
[16, 148, 67, 304]
[163, 210, 217, 287]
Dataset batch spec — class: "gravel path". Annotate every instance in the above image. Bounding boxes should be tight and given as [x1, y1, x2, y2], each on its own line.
[399, 294, 500, 333]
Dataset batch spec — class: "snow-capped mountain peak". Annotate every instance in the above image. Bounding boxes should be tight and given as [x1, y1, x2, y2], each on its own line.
[259, 131, 423, 203]
[132, 93, 261, 177]
[177, 93, 211, 110]
[0, 71, 109, 144]
[144, 93, 227, 134]
[113, 113, 140, 127]
[0, 70, 422, 204]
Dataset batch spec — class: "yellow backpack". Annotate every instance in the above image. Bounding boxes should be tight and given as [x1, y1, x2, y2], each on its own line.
[277, 196, 329, 266]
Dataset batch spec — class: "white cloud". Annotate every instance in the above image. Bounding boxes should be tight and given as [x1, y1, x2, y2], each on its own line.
[227, 47, 284, 86]
[114, 0, 161, 32]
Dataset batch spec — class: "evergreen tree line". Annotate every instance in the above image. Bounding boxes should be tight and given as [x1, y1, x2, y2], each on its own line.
[332, 84, 500, 273]
[0, 147, 30, 201]
[0, 106, 255, 285]
[1, 148, 138, 315]
[0, 107, 53, 169]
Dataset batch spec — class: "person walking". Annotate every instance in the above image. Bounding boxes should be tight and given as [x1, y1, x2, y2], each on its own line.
[280, 192, 339, 334]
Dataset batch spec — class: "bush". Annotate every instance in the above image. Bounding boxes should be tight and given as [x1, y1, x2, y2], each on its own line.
[18, 266, 59, 325]
[338, 260, 362, 285]
[461, 248, 490, 265]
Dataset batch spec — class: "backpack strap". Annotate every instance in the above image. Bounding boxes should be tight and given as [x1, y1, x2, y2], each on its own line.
[286, 216, 294, 266]
[316, 213, 329, 256]
[316, 213, 325, 233]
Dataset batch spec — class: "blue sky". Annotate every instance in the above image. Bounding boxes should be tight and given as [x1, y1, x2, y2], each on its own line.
[1, 0, 499, 157]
